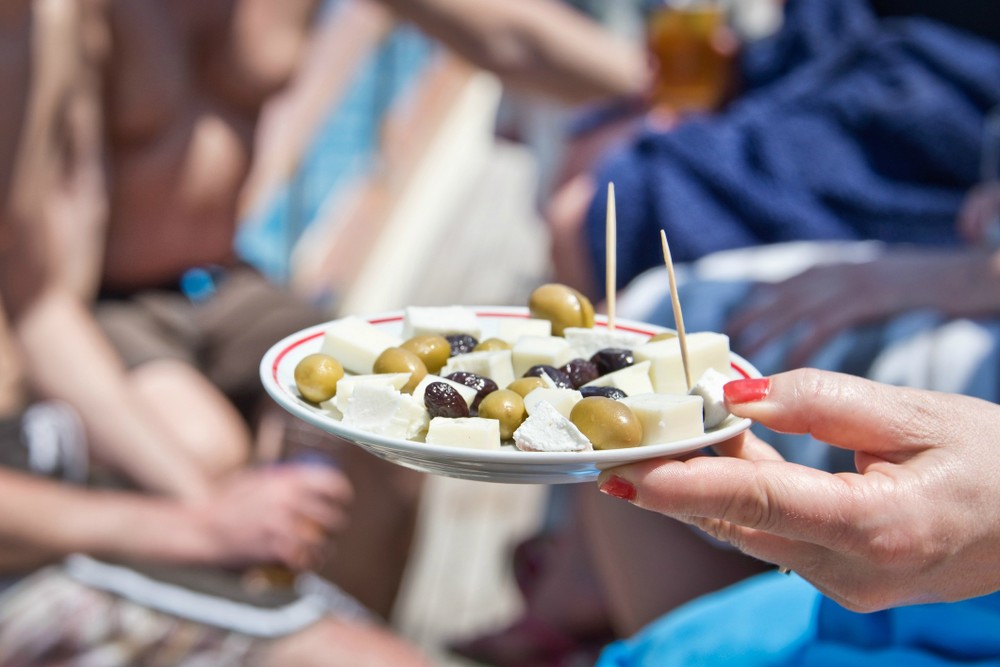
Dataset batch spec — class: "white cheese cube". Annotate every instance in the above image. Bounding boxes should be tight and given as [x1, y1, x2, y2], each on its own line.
[633, 332, 731, 395]
[562, 327, 651, 360]
[513, 400, 593, 453]
[425, 417, 501, 450]
[495, 318, 552, 343]
[582, 360, 654, 397]
[441, 350, 516, 390]
[621, 394, 705, 445]
[523, 388, 584, 419]
[342, 384, 429, 440]
[320, 316, 402, 375]
[326, 373, 411, 415]
[511, 335, 573, 379]
[402, 306, 481, 340]
[689, 368, 732, 429]
[411, 374, 478, 409]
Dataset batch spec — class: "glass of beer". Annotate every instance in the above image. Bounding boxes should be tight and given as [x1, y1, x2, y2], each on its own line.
[645, 0, 738, 113]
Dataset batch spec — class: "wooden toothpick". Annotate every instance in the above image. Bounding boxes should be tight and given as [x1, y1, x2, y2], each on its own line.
[606, 182, 617, 331]
[660, 229, 692, 390]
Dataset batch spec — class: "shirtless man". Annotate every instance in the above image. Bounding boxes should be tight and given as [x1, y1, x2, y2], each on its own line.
[0, 0, 434, 625]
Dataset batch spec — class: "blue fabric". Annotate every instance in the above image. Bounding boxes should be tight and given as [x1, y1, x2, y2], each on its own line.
[235, 22, 434, 284]
[598, 572, 1000, 667]
[585, 0, 1000, 290]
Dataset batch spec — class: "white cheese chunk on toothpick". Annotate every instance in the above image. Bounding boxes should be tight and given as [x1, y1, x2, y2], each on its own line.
[441, 350, 516, 390]
[688, 368, 733, 429]
[633, 332, 731, 395]
[402, 306, 481, 340]
[342, 383, 428, 440]
[425, 417, 501, 450]
[581, 360, 654, 397]
[513, 400, 592, 452]
[320, 316, 402, 375]
[621, 394, 704, 445]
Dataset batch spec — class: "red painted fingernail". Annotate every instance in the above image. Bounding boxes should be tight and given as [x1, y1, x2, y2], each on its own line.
[599, 475, 637, 502]
[724, 378, 771, 404]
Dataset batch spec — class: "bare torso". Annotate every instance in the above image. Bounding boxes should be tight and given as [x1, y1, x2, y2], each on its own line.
[99, 0, 316, 292]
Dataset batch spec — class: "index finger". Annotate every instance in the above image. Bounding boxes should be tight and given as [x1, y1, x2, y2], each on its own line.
[725, 369, 948, 461]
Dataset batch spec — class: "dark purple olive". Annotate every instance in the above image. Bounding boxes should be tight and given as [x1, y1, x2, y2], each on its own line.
[424, 381, 470, 419]
[445, 371, 498, 411]
[446, 333, 479, 356]
[560, 358, 600, 388]
[580, 386, 628, 400]
[523, 364, 573, 389]
[590, 348, 634, 376]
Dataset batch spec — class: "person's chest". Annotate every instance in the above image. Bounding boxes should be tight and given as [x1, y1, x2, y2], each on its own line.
[104, 0, 312, 156]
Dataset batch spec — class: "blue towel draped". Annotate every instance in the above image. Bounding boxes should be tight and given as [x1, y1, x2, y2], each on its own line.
[585, 0, 1000, 290]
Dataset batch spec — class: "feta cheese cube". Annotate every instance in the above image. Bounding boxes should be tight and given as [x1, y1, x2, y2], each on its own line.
[441, 350, 516, 390]
[633, 332, 731, 395]
[425, 417, 501, 450]
[320, 316, 402, 375]
[621, 394, 705, 445]
[342, 383, 429, 440]
[325, 373, 411, 415]
[688, 368, 732, 429]
[562, 327, 651, 360]
[513, 400, 592, 452]
[511, 335, 573, 378]
[402, 306, 481, 340]
[495, 318, 552, 343]
[523, 388, 584, 419]
[582, 360, 654, 397]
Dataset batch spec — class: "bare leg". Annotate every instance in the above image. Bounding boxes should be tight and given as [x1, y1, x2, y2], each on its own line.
[129, 359, 251, 477]
[256, 617, 431, 667]
[579, 484, 770, 636]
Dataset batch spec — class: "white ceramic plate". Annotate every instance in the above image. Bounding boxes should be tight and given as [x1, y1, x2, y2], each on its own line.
[261, 307, 759, 484]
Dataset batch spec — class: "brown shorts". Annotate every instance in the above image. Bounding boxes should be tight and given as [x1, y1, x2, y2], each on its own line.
[95, 265, 327, 415]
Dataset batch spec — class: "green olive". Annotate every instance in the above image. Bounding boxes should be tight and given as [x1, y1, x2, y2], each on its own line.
[400, 335, 451, 374]
[478, 389, 527, 440]
[569, 397, 643, 450]
[528, 283, 595, 336]
[648, 332, 678, 343]
[373, 347, 427, 393]
[474, 337, 512, 352]
[506, 376, 547, 398]
[294, 353, 344, 403]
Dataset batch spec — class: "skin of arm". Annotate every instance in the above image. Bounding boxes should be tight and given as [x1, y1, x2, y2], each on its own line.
[0, 464, 350, 574]
[598, 369, 1000, 612]
[725, 247, 1000, 368]
[375, 0, 648, 104]
[0, 0, 217, 501]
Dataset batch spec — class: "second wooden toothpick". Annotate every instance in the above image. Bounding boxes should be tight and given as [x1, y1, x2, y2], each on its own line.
[606, 183, 616, 331]
[659, 229, 692, 390]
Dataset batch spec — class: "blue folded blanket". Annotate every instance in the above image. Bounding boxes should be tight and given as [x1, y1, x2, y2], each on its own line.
[586, 0, 1000, 290]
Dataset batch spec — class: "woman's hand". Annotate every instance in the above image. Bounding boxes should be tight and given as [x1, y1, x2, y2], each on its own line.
[597, 369, 1000, 611]
[725, 248, 1000, 368]
[957, 181, 1000, 245]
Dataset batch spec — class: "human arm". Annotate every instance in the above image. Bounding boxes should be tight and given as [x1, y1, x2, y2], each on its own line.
[374, 0, 648, 105]
[597, 369, 1000, 612]
[725, 247, 1000, 368]
[0, 464, 349, 573]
